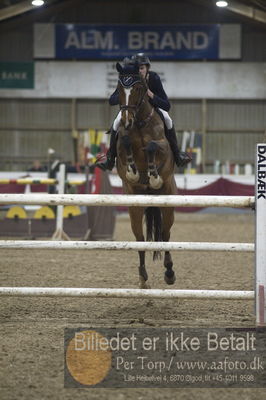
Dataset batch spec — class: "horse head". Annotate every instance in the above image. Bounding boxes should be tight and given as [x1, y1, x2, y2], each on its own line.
[116, 62, 148, 130]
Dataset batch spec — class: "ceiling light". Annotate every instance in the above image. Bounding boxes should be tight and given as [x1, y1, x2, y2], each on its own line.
[216, 1, 228, 7]
[32, 0, 44, 6]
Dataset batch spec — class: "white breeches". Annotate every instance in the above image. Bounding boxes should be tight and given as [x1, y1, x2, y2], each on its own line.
[158, 109, 173, 129]
[112, 108, 173, 131]
[113, 111, 122, 131]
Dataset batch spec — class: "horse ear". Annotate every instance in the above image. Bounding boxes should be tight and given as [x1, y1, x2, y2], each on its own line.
[116, 62, 123, 73]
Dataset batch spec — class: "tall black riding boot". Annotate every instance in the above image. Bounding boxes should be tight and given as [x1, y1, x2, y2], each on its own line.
[96, 129, 117, 171]
[165, 127, 192, 167]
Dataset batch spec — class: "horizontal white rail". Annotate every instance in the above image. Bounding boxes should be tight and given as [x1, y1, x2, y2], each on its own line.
[0, 194, 255, 208]
[0, 287, 254, 300]
[0, 240, 254, 252]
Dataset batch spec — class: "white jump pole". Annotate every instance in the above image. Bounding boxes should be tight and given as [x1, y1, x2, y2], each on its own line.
[56, 163, 65, 233]
[0, 287, 254, 300]
[0, 240, 254, 252]
[51, 164, 70, 241]
[255, 144, 266, 326]
[0, 193, 255, 208]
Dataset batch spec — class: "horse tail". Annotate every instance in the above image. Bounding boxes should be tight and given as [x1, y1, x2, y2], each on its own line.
[145, 207, 162, 261]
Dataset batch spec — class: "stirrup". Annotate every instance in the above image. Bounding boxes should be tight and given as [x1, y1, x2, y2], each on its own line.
[105, 127, 116, 135]
[176, 152, 192, 167]
[96, 158, 115, 171]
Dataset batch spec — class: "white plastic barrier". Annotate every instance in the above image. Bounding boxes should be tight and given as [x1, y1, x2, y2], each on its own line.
[0, 240, 254, 252]
[0, 287, 254, 300]
[0, 193, 255, 208]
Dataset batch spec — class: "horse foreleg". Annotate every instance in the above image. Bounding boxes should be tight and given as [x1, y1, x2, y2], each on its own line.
[161, 208, 176, 285]
[146, 141, 163, 189]
[129, 207, 150, 289]
[121, 135, 139, 183]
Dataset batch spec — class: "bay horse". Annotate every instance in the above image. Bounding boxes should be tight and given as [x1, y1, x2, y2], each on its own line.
[115, 62, 177, 289]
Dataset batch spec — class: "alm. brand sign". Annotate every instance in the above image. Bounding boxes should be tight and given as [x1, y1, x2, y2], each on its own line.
[0, 62, 34, 89]
[55, 24, 220, 60]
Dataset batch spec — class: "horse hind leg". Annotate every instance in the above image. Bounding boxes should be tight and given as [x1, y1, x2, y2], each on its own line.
[161, 208, 176, 285]
[121, 135, 140, 183]
[164, 251, 176, 285]
[146, 141, 163, 190]
[129, 207, 150, 289]
[138, 251, 150, 289]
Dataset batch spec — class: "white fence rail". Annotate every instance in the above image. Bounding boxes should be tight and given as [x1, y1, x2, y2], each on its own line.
[0, 240, 254, 252]
[0, 193, 255, 208]
[0, 287, 254, 300]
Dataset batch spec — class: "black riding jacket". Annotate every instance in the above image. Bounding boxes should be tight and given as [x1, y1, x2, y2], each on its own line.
[109, 71, 170, 112]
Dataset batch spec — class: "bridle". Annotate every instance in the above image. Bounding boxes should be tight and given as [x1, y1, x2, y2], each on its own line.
[119, 74, 150, 123]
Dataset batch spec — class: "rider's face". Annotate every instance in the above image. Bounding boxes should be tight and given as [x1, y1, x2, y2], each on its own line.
[139, 65, 148, 78]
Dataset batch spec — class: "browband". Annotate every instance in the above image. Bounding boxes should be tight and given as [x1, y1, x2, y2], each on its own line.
[119, 74, 141, 88]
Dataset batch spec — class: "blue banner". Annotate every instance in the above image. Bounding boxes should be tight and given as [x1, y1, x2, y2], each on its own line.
[55, 24, 219, 60]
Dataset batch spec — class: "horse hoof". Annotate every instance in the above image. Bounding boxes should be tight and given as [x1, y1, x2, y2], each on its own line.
[139, 276, 151, 289]
[126, 168, 140, 183]
[149, 175, 163, 189]
[164, 271, 176, 285]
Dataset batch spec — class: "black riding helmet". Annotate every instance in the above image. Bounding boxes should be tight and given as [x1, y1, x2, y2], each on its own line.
[131, 53, 151, 67]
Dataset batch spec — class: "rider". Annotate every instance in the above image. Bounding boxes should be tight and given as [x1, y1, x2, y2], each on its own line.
[97, 53, 191, 171]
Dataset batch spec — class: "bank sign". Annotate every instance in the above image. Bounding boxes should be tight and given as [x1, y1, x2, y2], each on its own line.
[0, 62, 34, 89]
[55, 24, 221, 60]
